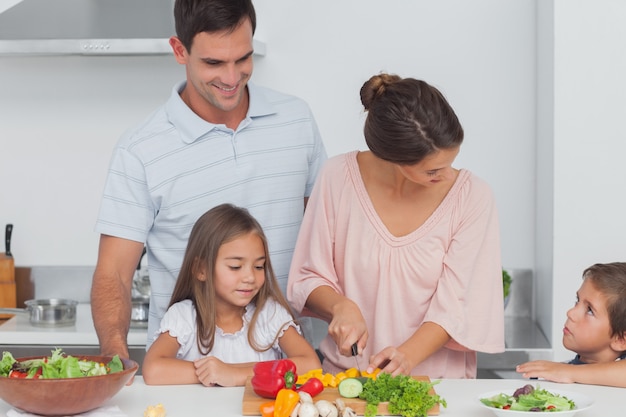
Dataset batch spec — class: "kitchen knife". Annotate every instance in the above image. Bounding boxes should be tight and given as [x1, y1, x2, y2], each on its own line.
[351, 342, 362, 376]
[5, 224, 12, 257]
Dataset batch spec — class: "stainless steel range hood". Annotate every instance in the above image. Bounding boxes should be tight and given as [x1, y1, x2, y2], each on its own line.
[0, 0, 265, 56]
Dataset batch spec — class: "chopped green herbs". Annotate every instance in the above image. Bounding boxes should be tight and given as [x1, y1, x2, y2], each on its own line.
[359, 373, 446, 417]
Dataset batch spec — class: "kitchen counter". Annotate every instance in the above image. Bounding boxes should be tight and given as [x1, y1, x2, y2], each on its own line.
[0, 377, 617, 416]
[0, 303, 146, 346]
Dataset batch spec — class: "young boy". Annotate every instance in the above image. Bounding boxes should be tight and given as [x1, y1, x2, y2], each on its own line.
[517, 262, 626, 387]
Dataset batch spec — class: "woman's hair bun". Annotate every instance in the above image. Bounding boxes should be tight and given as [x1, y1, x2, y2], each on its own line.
[360, 73, 401, 110]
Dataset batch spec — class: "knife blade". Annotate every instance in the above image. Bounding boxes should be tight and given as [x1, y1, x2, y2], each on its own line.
[351, 342, 362, 376]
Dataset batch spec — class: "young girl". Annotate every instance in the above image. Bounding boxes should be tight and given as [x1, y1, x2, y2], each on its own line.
[142, 204, 321, 386]
[517, 262, 626, 387]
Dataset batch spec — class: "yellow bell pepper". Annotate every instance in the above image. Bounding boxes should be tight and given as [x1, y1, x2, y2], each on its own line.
[320, 372, 336, 387]
[334, 371, 347, 384]
[297, 367, 382, 388]
[360, 367, 381, 380]
[296, 368, 323, 385]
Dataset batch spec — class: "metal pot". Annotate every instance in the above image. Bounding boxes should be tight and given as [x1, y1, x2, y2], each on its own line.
[0, 298, 78, 327]
[130, 296, 149, 329]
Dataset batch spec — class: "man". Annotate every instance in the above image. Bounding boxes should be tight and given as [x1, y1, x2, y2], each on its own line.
[91, 0, 327, 360]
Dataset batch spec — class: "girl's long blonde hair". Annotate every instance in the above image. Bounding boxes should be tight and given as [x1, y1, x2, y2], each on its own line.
[169, 203, 295, 355]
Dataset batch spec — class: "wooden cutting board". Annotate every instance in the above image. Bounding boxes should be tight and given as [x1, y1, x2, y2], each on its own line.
[241, 376, 440, 416]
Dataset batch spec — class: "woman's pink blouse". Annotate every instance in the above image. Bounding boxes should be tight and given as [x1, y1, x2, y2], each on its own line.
[287, 151, 505, 379]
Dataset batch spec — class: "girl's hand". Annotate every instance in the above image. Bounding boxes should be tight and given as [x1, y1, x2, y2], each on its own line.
[194, 356, 242, 387]
[327, 298, 368, 357]
[367, 346, 413, 377]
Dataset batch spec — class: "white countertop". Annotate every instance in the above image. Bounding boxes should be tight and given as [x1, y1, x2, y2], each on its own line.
[0, 303, 147, 346]
[0, 377, 618, 416]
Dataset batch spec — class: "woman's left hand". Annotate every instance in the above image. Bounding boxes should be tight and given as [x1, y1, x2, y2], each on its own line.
[366, 322, 452, 376]
[366, 346, 413, 376]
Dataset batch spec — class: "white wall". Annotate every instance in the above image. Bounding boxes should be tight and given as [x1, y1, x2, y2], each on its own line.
[0, 56, 182, 264]
[547, 0, 626, 361]
[0, 0, 536, 273]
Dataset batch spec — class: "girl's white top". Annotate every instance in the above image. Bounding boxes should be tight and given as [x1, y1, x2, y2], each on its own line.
[156, 298, 300, 361]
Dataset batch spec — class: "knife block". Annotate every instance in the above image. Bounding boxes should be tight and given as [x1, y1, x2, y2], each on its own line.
[0, 252, 17, 308]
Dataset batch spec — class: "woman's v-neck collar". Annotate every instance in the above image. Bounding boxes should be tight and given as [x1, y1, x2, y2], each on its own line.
[345, 150, 467, 245]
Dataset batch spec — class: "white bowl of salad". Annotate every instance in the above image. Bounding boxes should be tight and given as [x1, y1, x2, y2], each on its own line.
[479, 384, 594, 417]
[0, 348, 138, 416]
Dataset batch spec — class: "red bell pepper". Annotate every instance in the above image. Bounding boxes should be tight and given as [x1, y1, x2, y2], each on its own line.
[251, 359, 298, 399]
[297, 377, 324, 397]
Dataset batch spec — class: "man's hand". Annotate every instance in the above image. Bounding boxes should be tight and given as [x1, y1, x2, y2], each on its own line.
[91, 235, 145, 384]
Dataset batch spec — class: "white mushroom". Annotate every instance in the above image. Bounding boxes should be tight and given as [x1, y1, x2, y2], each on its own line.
[315, 400, 338, 417]
[334, 399, 357, 417]
[334, 398, 346, 413]
[298, 401, 319, 417]
[298, 391, 314, 404]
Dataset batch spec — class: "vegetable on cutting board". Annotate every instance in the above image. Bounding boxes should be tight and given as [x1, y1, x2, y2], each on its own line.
[338, 378, 364, 398]
[251, 359, 298, 399]
[359, 373, 446, 417]
[257, 388, 361, 417]
[297, 367, 380, 388]
[273, 388, 300, 417]
[297, 377, 324, 397]
[259, 400, 275, 417]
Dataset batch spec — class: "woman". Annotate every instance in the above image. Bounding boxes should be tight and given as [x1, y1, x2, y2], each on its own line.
[287, 73, 504, 379]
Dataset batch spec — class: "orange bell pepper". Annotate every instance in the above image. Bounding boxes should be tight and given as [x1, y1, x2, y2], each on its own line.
[259, 401, 275, 417]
